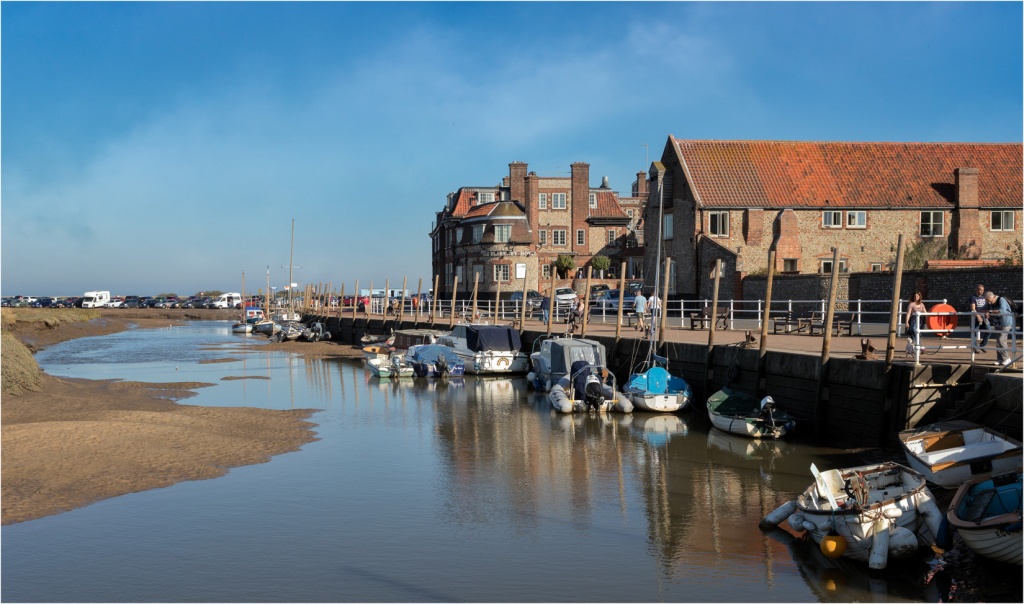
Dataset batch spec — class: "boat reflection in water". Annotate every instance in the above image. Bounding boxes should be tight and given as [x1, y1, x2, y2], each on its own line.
[631, 414, 689, 446]
[764, 527, 940, 603]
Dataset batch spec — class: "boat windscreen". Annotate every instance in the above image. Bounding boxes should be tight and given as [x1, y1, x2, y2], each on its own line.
[466, 326, 522, 352]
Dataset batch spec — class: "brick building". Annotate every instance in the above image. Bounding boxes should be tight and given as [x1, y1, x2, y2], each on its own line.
[642, 136, 1022, 300]
[430, 162, 645, 298]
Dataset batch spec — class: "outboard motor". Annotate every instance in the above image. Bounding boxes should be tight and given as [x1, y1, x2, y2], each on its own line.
[435, 353, 450, 377]
[570, 360, 604, 411]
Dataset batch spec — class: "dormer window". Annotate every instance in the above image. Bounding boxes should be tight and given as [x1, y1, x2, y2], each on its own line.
[589, 193, 596, 208]
[479, 191, 494, 204]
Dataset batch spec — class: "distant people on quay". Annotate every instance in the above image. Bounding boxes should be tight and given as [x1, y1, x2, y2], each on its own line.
[969, 283, 991, 353]
[633, 290, 648, 332]
[540, 293, 550, 325]
[904, 292, 927, 347]
[984, 291, 1015, 366]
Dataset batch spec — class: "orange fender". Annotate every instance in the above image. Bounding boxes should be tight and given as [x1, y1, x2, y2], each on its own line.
[927, 303, 958, 337]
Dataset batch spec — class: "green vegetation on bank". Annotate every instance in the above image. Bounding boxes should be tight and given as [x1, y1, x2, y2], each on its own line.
[1, 308, 100, 395]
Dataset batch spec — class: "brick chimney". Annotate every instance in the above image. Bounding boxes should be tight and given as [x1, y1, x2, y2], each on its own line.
[634, 172, 648, 198]
[524, 171, 538, 234]
[509, 162, 527, 204]
[571, 162, 590, 255]
[953, 167, 982, 258]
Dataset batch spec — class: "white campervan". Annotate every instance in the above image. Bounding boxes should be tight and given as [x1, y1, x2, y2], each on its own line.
[211, 292, 242, 309]
[81, 291, 111, 308]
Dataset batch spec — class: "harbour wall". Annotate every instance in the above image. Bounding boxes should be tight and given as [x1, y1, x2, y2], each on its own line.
[306, 314, 1022, 447]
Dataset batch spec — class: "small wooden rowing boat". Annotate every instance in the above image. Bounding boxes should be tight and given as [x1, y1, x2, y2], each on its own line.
[707, 386, 795, 439]
[946, 469, 1022, 565]
[899, 420, 1022, 489]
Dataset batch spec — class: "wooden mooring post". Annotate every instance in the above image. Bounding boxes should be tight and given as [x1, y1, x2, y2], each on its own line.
[758, 250, 776, 395]
[814, 247, 842, 441]
[615, 262, 626, 341]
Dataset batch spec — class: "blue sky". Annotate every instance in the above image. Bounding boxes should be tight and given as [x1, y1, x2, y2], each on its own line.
[3, 2, 1021, 297]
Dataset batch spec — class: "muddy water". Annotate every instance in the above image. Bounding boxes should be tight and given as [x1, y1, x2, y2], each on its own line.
[0, 322, 978, 602]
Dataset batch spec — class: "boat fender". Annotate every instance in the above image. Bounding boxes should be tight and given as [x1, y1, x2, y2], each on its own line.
[787, 512, 816, 534]
[820, 529, 847, 559]
[614, 395, 634, 414]
[526, 372, 537, 387]
[935, 516, 953, 551]
[887, 525, 919, 562]
[913, 489, 944, 546]
[882, 508, 903, 520]
[760, 500, 798, 530]
[868, 518, 890, 570]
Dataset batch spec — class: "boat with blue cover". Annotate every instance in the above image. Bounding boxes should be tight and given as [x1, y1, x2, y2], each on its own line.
[622, 354, 691, 413]
[946, 469, 1022, 565]
[409, 344, 465, 377]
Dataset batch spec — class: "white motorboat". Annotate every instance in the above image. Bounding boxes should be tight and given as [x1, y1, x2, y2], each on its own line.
[527, 336, 631, 413]
[899, 420, 1022, 489]
[362, 329, 446, 362]
[436, 324, 529, 375]
[761, 462, 944, 570]
[945, 469, 1022, 565]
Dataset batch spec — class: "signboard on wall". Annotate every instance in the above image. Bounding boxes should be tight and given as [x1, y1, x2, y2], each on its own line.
[515, 263, 526, 279]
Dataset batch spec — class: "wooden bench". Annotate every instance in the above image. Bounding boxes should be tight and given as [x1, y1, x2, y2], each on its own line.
[689, 306, 728, 330]
[807, 312, 854, 336]
[772, 312, 810, 334]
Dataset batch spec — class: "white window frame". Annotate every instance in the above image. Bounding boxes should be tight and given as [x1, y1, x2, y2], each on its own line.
[870, 263, 883, 272]
[538, 193, 547, 209]
[991, 210, 1015, 231]
[576, 229, 585, 246]
[493, 264, 510, 282]
[709, 211, 730, 237]
[627, 209, 634, 219]
[921, 211, 944, 237]
[783, 259, 798, 272]
[589, 193, 596, 208]
[820, 259, 848, 273]
[846, 211, 867, 229]
[552, 193, 566, 209]
[552, 229, 567, 246]
[479, 191, 494, 204]
[542, 264, 551, 279]
[494, 224, 511, 243]
[538, 229, 547, 246]
[607, 229, 616, 244]
[822, 211, 843, 229]
[472, 225, 484, 243]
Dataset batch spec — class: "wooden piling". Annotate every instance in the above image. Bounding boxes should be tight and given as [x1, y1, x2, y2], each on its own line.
[432, 275, 439, 325]
[886, 235, 906, 367]
[582, 266, 592, 337]
[616, 262, 626, 341]
[705, 259, 722, 392]
[814, 247, 841, 440]
[398, 277, 408, 323]
[449, 276, 458, 329]
[414, 278, 422, 326]
[546, 267, 556, 336]
[758, 250, 776, 395]
[471, 272, 479, 322]
[518, 275, 528, 329]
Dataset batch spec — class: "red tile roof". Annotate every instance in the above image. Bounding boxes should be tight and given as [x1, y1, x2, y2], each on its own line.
[589, 190, 629, 219]
[671, 138, 1022, 209]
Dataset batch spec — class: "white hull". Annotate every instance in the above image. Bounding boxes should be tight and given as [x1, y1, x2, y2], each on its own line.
[231, 324, 252, 334]
[628, 392, 688, 413]
[956, 523, 1022, 565]
[455, 351, 529, 375]
[547, 380, 632, 414]
[366, 358, 391, 378]
[899, 421, 1023, 489]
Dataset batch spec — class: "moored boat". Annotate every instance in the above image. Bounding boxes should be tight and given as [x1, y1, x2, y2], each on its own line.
[946, 469, 1022, 565]
[409, 344, 465, 377]
[436, 324, 529, 375]
[527, 336, 631, 413]
[707, 386, 795, 439]
[761, 461, 944, 570]
[899, 420, 1022, 489]
[621, 356, 691, 413]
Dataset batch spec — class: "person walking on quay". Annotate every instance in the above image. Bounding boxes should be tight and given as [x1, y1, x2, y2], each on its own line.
[984, 291, 1016, 366]
[634, 290, 648, 332]
[540, 293, 550, 325]
[969, 283, 991, 353]
[649, 293, 661, 324]
[904, 292, 927, 350]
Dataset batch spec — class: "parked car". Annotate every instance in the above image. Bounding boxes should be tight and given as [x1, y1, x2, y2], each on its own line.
[553, 287, 578, 308]
[589, 284, 611, 300]
[590, 290, 623, 313]
[32, 297, 56, 308]
[106, 297, 125, 308]
[625, 280, 645, 295]
[509, 290, 544, 308]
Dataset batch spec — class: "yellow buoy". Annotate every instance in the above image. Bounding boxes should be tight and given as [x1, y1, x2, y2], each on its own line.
[820, 529, 847, 559]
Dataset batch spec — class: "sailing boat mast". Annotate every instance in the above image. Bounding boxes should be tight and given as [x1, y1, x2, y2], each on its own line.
[647, 172, 666, 359]
[288, 218, 295, 314]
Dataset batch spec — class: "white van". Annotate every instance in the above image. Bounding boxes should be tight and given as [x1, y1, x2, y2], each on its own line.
[81, 291, 111, 308]
[211, 292, 242, 309]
